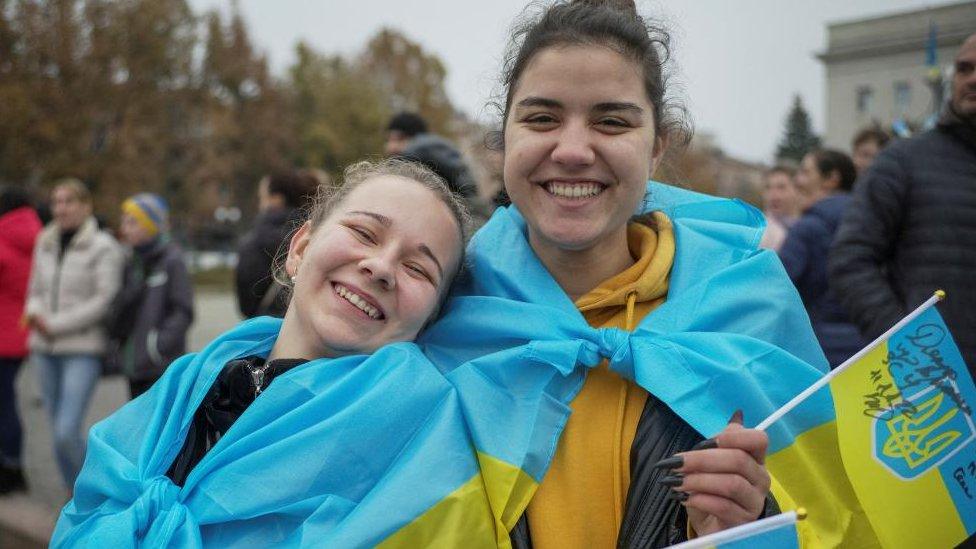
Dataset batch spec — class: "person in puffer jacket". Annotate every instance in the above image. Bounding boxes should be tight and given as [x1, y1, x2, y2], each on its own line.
[105, 193, 194, 399]
[0, 186, 42, 495]
[779, 150, 865, 368]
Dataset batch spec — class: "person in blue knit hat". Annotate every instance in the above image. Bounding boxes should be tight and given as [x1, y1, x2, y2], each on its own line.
[106, 193, 194, 398]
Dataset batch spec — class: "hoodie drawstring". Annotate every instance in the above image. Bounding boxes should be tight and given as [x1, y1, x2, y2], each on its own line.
[624, 290, 638, 332]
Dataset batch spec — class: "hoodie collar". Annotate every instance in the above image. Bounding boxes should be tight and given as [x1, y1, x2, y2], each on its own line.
[575, 212, 674, 330]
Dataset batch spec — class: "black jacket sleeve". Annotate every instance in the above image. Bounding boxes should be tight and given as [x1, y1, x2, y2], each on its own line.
[235, 226, 277, 318]
[157, 250, 194, 359]
[828, 147, 910, 340]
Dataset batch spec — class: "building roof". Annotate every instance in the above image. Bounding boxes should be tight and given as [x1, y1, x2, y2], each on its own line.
[818, 1, 976, 63]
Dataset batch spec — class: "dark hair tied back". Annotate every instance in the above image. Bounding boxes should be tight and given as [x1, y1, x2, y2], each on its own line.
[492, 0, 690, 148]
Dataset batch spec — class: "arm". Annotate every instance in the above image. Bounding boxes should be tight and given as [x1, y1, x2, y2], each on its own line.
[25, 240, 47, 318]
[234, 227, 275, 318]
[828, 148, 909, 339]
[777, 219, 812, 285]
[155, 252, 195, 359]
[45, 239, 124, 336]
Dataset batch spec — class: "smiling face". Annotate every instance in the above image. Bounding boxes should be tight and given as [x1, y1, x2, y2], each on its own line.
[280, 175, 462, 359]
[503, 45, 664, 259]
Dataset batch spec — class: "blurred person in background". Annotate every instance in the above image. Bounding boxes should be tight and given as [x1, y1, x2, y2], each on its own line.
[758, 165, 799, 251]
[780, 150, 864, 368]
[235, 170, 320, 318]
[850, 126, 891, 176]
[384, 111, 487, 219]
[831, 33, 976, 378]
[105, 193, 194, 399]
[0, 186, 42, 494]
[24, 178, 122, 488]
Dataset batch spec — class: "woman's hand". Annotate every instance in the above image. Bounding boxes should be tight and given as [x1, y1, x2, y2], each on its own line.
[27, 314, 51, 338]
[654, 412, 771, 537]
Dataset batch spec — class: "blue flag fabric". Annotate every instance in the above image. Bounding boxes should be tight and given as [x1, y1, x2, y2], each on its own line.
[52, 317, 499, 547]
[420, 181, 831, 480]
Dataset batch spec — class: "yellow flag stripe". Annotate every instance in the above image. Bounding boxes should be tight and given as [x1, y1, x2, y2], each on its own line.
[380, 452, 539, 548]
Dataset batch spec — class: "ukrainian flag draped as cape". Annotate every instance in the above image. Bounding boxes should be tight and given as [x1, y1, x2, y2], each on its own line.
[52, 317, 509, 548]
[418, 181, 873, 547]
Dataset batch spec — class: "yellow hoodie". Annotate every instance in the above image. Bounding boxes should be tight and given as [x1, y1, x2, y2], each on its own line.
[526, 212, 675, 548]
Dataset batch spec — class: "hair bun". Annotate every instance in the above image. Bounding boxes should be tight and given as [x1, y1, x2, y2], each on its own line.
[573, 0, 638, 17]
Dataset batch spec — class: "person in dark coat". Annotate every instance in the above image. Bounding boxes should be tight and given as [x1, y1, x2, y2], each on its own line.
[107, 193, 194, 399]
[779, 150, 864, 368]
[829, 34, 976, 378]
[234, 171, 319, 318]
[384, 112, 488, 221]
[0, 186, 42, 494]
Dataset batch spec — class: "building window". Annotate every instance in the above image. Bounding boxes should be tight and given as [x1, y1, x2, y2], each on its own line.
[856, 86, 874, 115]
[894, 81, 911, 114]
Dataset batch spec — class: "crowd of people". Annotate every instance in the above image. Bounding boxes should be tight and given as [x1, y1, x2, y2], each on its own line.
[0, 0, 973, 546]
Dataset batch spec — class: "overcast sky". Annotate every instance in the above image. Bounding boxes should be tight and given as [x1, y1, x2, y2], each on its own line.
[188, 0, 953, 163]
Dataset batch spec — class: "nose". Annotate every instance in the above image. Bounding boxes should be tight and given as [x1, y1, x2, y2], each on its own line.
[359, 251, 396, 291]
[550, 120, 595, 168]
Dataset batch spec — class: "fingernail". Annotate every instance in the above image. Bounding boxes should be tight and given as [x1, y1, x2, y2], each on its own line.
[729, 409, 744, 425]
[668, 490, 689, 502]
[658, 474, 684, 487]
[691, 437, 718, 451]
[652, 455, 684, 470]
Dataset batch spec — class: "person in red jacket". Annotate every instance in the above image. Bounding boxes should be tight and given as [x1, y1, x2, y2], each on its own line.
[0, 186, 43, 494]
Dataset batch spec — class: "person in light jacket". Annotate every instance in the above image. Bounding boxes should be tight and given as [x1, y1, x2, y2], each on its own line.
[25, 178, 123, 488]
[105, 193, 194, 399]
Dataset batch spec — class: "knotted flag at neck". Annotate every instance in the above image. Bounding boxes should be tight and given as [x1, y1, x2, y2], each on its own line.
[419, 181, 868, 544]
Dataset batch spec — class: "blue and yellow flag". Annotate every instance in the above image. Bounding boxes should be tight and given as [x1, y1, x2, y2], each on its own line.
[829, 298, 976, 548]
[422, 181, 863, 547]
[667, 510, 802, 549]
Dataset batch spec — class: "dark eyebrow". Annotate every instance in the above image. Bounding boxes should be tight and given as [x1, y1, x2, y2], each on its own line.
[348, 210, 391, 227]
[418, 244, 444, 279]
[593, 102, 644, 115]
[515, 96, 562, 110]
[515, 97, 643, 116]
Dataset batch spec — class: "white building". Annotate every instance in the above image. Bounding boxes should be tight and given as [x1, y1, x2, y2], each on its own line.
[818, 1, 976, 149]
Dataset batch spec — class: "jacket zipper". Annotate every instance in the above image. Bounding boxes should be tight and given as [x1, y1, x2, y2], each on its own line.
[247, 361, 274, 397]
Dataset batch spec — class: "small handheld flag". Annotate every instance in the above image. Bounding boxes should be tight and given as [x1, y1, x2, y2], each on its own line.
[759, 291, 976, 548]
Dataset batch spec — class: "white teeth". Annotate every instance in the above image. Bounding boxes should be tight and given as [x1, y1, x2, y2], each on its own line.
[546, 182, 603, 199]
[334, 284, 382, 319]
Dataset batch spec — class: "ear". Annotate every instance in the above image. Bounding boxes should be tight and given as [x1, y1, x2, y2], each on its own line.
[285, 222, 313, 279]
[649, 133, 670, 179]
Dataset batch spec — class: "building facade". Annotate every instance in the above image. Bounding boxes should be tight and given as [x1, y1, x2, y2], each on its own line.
[819, 1, 976, 150]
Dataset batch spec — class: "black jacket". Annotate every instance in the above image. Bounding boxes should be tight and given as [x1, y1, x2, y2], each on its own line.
[235, 207, 302, 318]
[106, 238, 194, 381]
[779, 194, 865, 367]
[510, 393, 779, 548]
[829, 112, 976, 377]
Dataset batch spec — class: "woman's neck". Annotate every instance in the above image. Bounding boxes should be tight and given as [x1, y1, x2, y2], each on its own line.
[270, 311, 333, 362]
[529, 229, 634, 301]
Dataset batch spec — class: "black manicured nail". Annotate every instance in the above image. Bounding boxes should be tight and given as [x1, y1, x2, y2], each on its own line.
[691, 438, 718, 451]
[669, 490, 689, 502]
[658, 474, 684, 487]
[729, 409, 744, 425]
[652, 455, 684, 470]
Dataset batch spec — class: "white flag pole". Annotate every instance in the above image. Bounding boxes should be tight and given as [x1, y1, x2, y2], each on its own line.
[755, 290, 944, 432]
